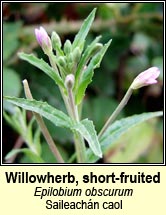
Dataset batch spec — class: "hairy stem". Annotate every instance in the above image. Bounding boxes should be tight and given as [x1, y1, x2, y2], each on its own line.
[98, 87, 133, 138]
[68, 87, 79, 122]
[67, 88, 86, 163]
[23, 79, 64, 163]
[48, 54, 87, 163]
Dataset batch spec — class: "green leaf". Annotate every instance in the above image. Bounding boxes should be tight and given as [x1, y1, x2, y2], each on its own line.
[91, 39, 112, 69]
[106, 122, 156, 163]
[76, 39, 112, 104]
[75, 36, 101, 88]
[4, 96, 102, 159]
[3, 110, 21, 134]
[87, 111, 163, 162]
[4, 97, 73, 128]
[3, 108, 26, 135]
[73, 119, 102, 158]
[18, 53, 65, 89]
[5, 148, 44, 163]
[72, 8, 96, 51]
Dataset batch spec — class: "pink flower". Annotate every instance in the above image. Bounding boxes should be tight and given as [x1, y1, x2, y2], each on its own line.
[131, 67, 160, 89]
[35, 26, 52, 54]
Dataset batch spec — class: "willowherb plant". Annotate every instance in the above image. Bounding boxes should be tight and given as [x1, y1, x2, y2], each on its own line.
[4, 8, 162, 163]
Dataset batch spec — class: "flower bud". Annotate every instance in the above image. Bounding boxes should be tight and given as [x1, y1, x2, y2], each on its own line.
[64, 40, 72, 55]
[51, 31, 62, 49]
[65, 74, 75, 89]
[72, 47, 81, 63]
[67, 52, 73, 62]
[58, 56, 66, 68]
[90, 43, 103, 56]
[35, 26, 52, 54]
[131, 67, 160, 90]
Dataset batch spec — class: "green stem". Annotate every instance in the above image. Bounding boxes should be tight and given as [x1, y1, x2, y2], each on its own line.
[73, 132, 86, 163]
[98, 87, 133, 138]
[48, 51, 58, 72]
[65, 87, 87, 163]
[62, 86, 86, 163]
[48, 53, 87, 163]
[23, 79, 64, 163]
[47, 53, 72, 117]
[67, 87, 86, 163]
[68, 87, 79, 122]
[48, 51, 65, 79]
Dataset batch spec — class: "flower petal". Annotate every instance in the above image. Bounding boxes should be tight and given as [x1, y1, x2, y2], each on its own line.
[34, 26, 52, 54]
[131, 67, 160, 89]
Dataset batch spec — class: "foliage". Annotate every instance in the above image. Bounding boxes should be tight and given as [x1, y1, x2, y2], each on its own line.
[3, 3, 163, 163]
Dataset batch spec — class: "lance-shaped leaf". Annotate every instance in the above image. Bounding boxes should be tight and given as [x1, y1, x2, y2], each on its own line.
[3, 108, 26, 135]
[75, 39, 112, 105]
[5, 96, 102, 158]
[72, 8, 96, 51]
[73, 119, 102, 158]
[75, 36, 101, 88]
[87, 111, 163, 162]
[4, 97, 73, 128]
[18, 52, 65, 90]
[5, 148, 44, 163]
